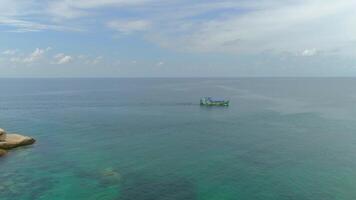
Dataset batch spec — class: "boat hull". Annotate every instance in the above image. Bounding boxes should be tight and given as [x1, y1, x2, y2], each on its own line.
[200, 97, 229, 106]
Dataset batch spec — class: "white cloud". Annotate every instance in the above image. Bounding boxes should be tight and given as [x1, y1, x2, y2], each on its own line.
[1, 47, 109, 69]
[53, 53, 73, 64]
[2, 0, 356, 57]
[0, 0, 37, 17]
[0, 17, 82, 32]
[2, 49, 18, 55]
[151, 0, 356, 54]
[156, 61, 164, 66]
[77, 54, 87, 59]
[91, 56, 103, 65]
[107, 19, 151, 34]
[48, 0, 154, 19]
[23, 48, 49, 63]
[5, 47, 51, 64]
[76, 54, 104, 65]
[301, 49, 318, 57]
[9, 56, 22, 63]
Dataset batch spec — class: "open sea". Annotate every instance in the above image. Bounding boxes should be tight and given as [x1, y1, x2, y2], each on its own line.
[1, 78, 356, 200]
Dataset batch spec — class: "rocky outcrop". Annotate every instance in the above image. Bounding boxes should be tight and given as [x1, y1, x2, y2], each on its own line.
[0, 128, 35, 156]
[0, 149, 7, 156]
[0, 134, 36, 150]
[0, 128, 6, 141]
[0, 128, 6, 157]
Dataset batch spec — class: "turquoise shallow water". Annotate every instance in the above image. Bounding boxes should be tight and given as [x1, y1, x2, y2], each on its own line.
[1, 78, 356, 200]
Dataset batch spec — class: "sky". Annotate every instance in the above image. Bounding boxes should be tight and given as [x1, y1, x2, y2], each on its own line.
[0, 0, 356, 77]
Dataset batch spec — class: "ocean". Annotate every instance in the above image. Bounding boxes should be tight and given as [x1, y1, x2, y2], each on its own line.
[1, 78, 356, 200]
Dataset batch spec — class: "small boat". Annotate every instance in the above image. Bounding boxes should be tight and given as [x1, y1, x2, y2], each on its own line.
[200, 97, 229, 106]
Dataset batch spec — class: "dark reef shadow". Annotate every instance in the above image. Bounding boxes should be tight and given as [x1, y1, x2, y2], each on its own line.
[118, 173, 197, 200]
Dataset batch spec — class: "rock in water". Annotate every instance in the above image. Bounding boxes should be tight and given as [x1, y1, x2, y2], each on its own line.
[0, 149, 7, 157]
[101, 167, 121, 179]
[0, 133, 35, 150]
[0, 128, 6, 141]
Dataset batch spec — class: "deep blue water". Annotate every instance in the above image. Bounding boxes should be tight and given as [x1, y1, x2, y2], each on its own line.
[1, 78, 356, 200]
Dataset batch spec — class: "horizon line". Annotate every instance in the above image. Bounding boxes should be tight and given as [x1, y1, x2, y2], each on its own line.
[1, 76, 356, 79]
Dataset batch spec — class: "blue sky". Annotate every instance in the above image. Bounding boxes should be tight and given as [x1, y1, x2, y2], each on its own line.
[0, 0, 355, 77]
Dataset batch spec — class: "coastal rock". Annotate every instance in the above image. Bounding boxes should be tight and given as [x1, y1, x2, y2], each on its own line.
[0, 128, 6, 141]
[0, 133, 35, 150]
[0, 149, 7, 157]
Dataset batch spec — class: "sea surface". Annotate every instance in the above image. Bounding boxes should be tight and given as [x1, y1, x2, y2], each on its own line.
[1, 78, 356, 200]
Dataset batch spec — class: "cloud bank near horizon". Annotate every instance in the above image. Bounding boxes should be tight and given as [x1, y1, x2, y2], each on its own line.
[0, 0, 355, 77]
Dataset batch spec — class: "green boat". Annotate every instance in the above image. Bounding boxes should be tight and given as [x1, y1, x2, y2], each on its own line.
[200, 97, 229, 106]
